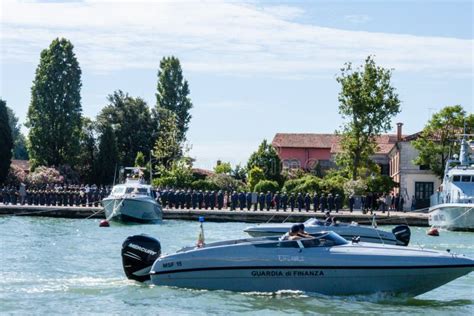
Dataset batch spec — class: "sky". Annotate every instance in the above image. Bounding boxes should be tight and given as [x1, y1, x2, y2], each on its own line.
[1, 0, 473, 169]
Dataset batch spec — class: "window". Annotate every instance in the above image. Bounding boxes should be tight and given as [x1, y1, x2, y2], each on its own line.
[379, 164, 390, 175]
[461, 176, 471, 182]
[283, 159, 301, 170]
[453, 175, 460, 182]
[419, 165, 430, 170]
[415, 182, 434, 204]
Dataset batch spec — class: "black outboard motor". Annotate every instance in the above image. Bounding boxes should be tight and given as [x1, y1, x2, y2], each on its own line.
[121, 234, 161, 282]
[392, 225, 411, 246]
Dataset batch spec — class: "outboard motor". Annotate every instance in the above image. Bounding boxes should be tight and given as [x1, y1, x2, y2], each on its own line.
[121, 234, 161, 282]
[392, 225, 411, 246]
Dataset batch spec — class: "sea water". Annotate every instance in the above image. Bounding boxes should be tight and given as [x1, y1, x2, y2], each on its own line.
[0, 216, 473, 315]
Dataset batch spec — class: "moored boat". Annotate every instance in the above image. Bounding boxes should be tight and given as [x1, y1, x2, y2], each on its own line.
[102, 168, 162, 223]
[244, 218, 411, 246]
[429, 136, 474, 231]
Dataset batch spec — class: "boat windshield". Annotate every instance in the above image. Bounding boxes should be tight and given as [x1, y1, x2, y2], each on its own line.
[111, 186, 126, 195]
[254, 231, 348, 248]
[125, 187, 149, 196]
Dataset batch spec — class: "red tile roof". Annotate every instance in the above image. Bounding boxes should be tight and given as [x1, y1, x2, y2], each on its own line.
[273, 133, 399, 155]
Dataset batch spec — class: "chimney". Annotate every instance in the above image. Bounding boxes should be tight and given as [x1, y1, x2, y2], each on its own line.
[397, 123, 403, 141]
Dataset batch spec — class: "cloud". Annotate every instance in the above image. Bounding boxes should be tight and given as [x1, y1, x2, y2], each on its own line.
[1, 0, 472, 78]
[344, 14, 371, 24]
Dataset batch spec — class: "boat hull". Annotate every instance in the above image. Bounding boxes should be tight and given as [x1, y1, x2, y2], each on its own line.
[150, 265, 472, 296]
[103, 197, 162, 223]
[149, 241, 474, 296]
[428, 203, 474, 231]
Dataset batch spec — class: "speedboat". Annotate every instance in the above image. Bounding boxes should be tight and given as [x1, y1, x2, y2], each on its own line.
[244, 218, 411, 246]
[102, 177, 162, 223]
[121, 232, 474, 296]
[429, 135, 474, 231]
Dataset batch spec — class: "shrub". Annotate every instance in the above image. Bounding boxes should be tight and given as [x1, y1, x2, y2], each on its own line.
[5, 165, 27, 186]
[27, 166, 64, 186]
[191, 179, 219, 191]
[208, 174, 244, 192]
[254, 180, 279, 193]
[247, 166, 265, 191]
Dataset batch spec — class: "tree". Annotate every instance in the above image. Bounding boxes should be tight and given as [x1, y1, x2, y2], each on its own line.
[76, 117, 96, 183]
[214, 161, 232, 174]
[156, 56, 193, 144]
[26, 38, 82, 167]
[246, 139, 282, 183]
[247, 166, 265, 191]
[231, 164, 247, 181]
[6, 106, 28, 160]
[135, 151, 146, 167]
[95, 124, 118, 185]
[152, 107, 181, 168]
[336, 56, 401, 180]
[254, 180, 279, 193]
[0, 99, 13, 183]
[98, 90, 154, 167]
[412, 105, 474, 178]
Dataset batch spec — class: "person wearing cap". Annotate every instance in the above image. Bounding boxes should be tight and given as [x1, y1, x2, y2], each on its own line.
[297, 223, 312, 238]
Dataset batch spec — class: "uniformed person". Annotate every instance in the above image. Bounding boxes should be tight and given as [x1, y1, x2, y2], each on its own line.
[230, 191, 238, 210]
[313, 193, 319, 212]
[238, 191, 245, 210]
[258, 192, 265, 211]
[209, 191, 216, 210]
[289, 193, 295, 212]
[203, 191, 210, 209]
[185, 190, 192, 209]
[297, 193, 304, 212]
[304, 193, 311, 212]
[274, 192, 281, 211]
[335, 194, 342, 213]
[281, 192, 288, 211]
[328, 193, 334, 213]
[198, 190, 204, 209]
[191, 190, 198, 209]
[320, 193, 328, 212]
[265, 191, 272, 211]
[246, 192, 252, 210]
[217, 190, 224, 210]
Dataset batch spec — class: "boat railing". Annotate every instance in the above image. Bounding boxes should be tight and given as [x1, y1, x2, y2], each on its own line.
[431, 191, 473, 206]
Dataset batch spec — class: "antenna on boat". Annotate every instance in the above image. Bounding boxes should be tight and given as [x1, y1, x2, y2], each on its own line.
[112, 164, 118, 186]
[197, 216, 205, 248]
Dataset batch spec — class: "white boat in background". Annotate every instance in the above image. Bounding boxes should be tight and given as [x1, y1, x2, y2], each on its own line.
[429, 135, 474, 231]
[102, 168, 162, 223]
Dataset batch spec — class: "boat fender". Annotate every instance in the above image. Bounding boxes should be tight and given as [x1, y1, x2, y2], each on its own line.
[99, 220, 110, 227]
[427, 227, 439, 236]
[121, 234, 161, 282]
[392, 225, 411, 246]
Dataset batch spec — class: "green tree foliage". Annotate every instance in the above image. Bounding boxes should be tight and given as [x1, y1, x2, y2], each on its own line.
[135, 151, 146, 167]
[156, 56, 193, 144]
[95, 124, 118, 185]
[246, 139, 282, 183]
[208, 174, 244, 192]
[254, 180, 279, 193]
[412, 105, 474, 178]
[98, 90, 154, 167]
[153, 158, 193, 188]
[191, 179, 219, 191]
[247, 166, 265, 191]
[76, 117, 96, 183]
[152, 107, 181, 168]
[283, 175, 320, 194]
[6, 106, 28, 160]
[214, 161, 232, 174]
[336, 56, 401, 180]
[366, 174, 398, 194]
[27, 38, 82, 167]
[231, 164, 247, 181]
[0, 99, 13, 183]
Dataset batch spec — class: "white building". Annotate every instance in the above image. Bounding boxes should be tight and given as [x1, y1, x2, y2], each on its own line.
[388, 123, 441, 210]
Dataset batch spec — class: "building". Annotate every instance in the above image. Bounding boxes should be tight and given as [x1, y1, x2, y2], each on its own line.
[272, 133, 398, 175]
[272, 123, 441, 210]
[388, 130, 441, 210]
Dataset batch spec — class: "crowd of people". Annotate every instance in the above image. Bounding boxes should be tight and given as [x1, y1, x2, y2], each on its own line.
[0, 184, 110, 207]
[1, 183, 407, 213]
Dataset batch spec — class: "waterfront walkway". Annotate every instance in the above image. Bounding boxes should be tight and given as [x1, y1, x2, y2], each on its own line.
[0, 204, 428, 226]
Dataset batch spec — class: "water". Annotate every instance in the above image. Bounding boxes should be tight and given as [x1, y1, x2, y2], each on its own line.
[0, 217, 473, 315]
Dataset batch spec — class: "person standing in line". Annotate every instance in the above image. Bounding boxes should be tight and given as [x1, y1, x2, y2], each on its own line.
[265, 191, 272, 211]
[203, 190, 210, 209]
[258, 192, 265, 211]
[217, 190, 224, 210]
[274, 191, 281, 212]
[192, 190, 198, 209]
[246, 191, 252, 211]
[334, 194, 341, 213]
[209, 191, 216, 210]
[312, 192, 319, 212]
[349, 194, 355, 213]
[251, 191, 258, 211]
[281, 191, 288, 211]
[19, 183, 27, 205]
[198, 190, 204, 209]
[320, 193, 327, 212]
[230, 191, 238, 210]
[238, 191, 246, 211]
[289, 193, 295, 212]
[327, 193, 334, 213]
[297, 193, 303, 212]
[304, 193, 311, 212]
